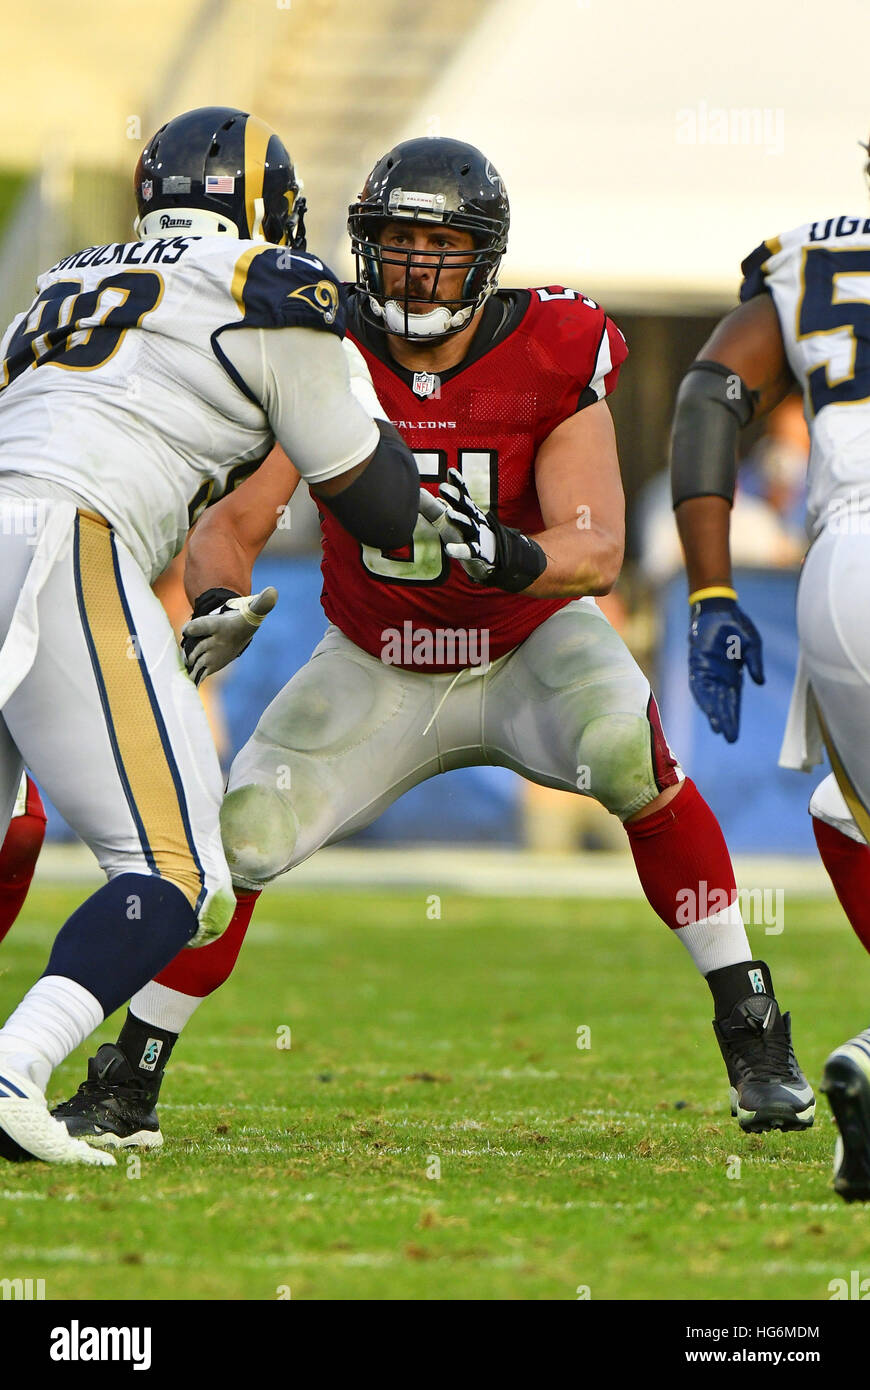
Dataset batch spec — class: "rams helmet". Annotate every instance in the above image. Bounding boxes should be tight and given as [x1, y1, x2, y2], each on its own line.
[348, 136, 509, 339]
[134, 106, 306, 246]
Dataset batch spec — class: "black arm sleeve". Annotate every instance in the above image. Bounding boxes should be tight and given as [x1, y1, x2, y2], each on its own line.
[314, 419, 419, 550]
[670, 361, 755, 508]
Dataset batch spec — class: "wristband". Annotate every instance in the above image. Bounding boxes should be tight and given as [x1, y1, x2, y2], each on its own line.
[688, 585, 737, 605]
[490, 523, 547, 593]
[190, 587, 241, 618]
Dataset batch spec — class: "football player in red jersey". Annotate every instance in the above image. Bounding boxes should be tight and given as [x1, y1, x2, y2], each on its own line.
[52, 138, 813, 1150]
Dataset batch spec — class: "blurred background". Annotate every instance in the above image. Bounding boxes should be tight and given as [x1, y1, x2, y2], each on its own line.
[1, 0, 865, 857]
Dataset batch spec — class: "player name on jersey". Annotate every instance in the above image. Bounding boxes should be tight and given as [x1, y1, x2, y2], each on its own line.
[50, 237, 195, 271]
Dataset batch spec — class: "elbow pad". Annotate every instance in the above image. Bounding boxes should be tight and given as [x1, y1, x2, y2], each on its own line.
[317, 420, 419, 550]
[670, 361, 755, 509]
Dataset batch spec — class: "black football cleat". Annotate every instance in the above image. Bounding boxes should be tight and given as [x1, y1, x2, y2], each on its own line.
[713, 994, 815, 1133]
[821, 1032, 870, 1203]
[51, 1044, 163, 1150]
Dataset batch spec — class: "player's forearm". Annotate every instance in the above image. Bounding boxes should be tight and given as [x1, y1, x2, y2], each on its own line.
[526, 520, 624, 598]
[674, 496, 734, 594]
[184, 519, 259, 603]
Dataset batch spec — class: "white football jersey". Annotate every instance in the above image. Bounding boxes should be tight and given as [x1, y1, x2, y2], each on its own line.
[740, 215, 870, 538]
[0, 236, 373, 580]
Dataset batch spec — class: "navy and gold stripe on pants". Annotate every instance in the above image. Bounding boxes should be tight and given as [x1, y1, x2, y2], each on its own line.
[72, 512, 206, 912]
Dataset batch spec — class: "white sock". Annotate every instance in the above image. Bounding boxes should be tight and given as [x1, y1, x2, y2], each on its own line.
[129, 980, 204, 1035]
[673, 903, 752, 976]
[0, 975, 104, 1090]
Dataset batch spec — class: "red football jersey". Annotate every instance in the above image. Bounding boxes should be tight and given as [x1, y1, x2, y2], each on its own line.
[317, 287, 627, 671]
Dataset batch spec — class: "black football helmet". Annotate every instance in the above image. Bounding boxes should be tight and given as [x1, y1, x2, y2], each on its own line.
[134, 106, 306, 246]
[348, 137, 509, 339]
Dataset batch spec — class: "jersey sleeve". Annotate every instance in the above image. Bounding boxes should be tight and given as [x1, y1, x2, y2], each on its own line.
[342, 337, 388, 421]
[739, 238, 780, 302]
[229, 246, 347, 335]
[219, 324, 379, 486]
[532, 290, 628, 439]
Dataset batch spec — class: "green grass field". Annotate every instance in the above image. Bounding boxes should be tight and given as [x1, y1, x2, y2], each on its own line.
[1, 882, 868, 1301]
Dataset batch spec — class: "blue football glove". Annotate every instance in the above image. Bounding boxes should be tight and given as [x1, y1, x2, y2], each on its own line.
[689, 596, 764, 743]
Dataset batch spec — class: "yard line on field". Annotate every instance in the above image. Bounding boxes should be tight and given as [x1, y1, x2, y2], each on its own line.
[148, 1102, 727, 1127]
[156, 1101, 661, 1120]
[0, 1244, 531, 1271]
[34, 843, 833, 898]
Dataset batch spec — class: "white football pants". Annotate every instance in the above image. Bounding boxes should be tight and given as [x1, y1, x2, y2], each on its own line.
[0, 498, 233, 942]
[221, 598, 682, 889]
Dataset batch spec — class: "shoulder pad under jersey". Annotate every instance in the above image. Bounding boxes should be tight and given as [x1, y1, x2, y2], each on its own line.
[526, 286, 628, 406]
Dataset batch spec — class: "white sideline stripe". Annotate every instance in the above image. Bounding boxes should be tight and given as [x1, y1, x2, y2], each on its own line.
[0, 1191, 839, 1216]
[32, 844, 834, 898]
[0, 1244, 529, 1271]
[154, 1101, 658, 1115]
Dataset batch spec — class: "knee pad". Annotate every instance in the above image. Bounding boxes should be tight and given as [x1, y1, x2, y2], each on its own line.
[576, 713, 665, 820]
[221, 783, 297, 889]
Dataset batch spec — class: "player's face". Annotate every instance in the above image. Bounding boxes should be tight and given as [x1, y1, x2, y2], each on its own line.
[378, 222, 476, 313]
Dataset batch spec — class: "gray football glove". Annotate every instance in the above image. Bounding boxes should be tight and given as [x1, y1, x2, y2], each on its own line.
[181, 586, 278, 685]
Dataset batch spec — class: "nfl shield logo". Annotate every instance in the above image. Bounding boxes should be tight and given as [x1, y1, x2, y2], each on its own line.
[412, 371, 438, 398]
[141, 179, 153, 202]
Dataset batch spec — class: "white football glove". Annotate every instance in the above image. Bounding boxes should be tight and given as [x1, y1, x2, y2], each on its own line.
[425, 469, 548, 592]
[417, 485, 491, 582]
[181, 587, 278, 685]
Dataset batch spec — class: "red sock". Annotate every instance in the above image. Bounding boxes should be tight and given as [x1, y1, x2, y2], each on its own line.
[813, 817, 870, 954]
[624, 778, 736, 928]
[0, 777, 47, 944]
[152, 889, 261, 997]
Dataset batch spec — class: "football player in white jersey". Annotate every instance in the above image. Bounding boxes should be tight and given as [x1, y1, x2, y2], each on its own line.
[670, 141, 870, 1200]
[0, 105, 418, 1165]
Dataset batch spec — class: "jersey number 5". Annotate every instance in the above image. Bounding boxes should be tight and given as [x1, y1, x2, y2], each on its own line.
[797, 246, 870, 413]
[0, 271, 164, 390]
[361, 449, 497, 585]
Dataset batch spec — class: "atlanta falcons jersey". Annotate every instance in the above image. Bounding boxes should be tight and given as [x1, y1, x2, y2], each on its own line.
[0, 237, 347, 580]
[741, 215, 870, 538]
[318, 287, 627, 670]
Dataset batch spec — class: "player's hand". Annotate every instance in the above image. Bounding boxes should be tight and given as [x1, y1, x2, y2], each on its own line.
[434, 468, 547, 593]
[181, 586, 278, 685]
[689, 596, 764, 743]
[417, 486, 486, 572]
